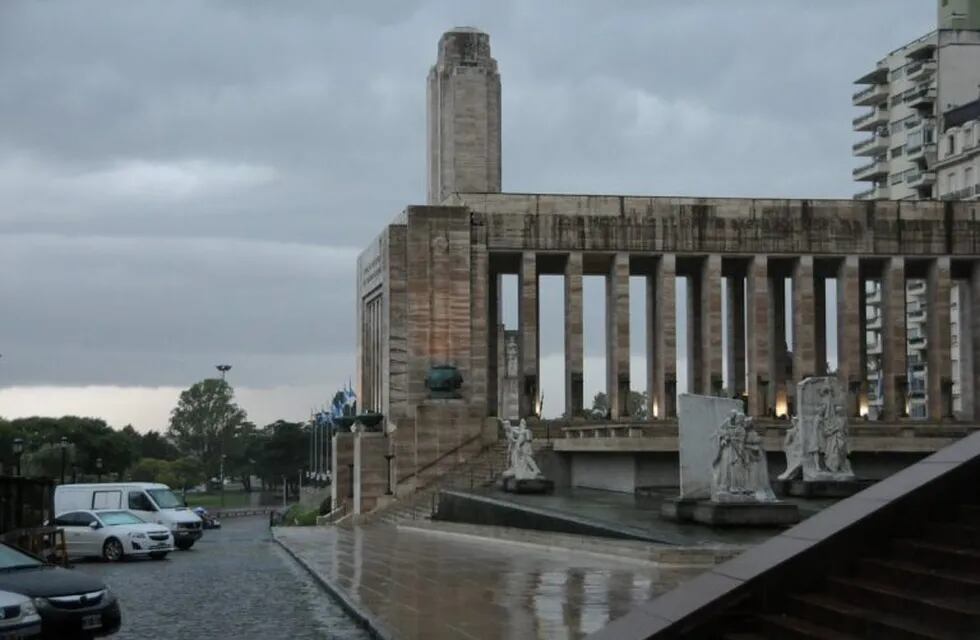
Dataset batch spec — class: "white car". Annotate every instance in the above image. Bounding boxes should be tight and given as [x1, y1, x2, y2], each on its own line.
[53, 510, 174, 562]
[0, 590, 41, 639]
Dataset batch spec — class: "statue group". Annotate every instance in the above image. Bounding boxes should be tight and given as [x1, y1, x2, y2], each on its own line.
[778, 378, 855, 482]
[708, 377, 854, 505]
[499, 418, 543, 481]
[710, 410, 776, 503]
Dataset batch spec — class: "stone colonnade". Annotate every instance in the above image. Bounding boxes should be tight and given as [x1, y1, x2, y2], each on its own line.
[491, 251, 966, 422]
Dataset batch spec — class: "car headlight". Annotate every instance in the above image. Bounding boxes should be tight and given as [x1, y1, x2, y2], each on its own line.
[22, 599, 38, 617]
[32, 597, 47, 610]
[129, 532, 147, 539]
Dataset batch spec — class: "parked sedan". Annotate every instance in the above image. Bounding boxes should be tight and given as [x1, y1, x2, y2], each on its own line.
[53, 510, 173, 562]
[0, 590, 42, 639]
[0, 543, 120, 638]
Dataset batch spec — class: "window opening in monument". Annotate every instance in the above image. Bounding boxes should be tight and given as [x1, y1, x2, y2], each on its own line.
[497, 274, 519, 421]
[721, 276, 749, 401]
[825, 279, 839, 376]
[864, 279, 883, 420]
[583, 275, 607, 417]
[676, 277, 690, 395]
[538, 275, 565, 419]
[776, 277, 792, 418]
[629, 276, 647, 419]
[907, 278, 928, 420]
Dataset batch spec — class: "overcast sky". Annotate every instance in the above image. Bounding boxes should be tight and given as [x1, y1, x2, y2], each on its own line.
[0, 0, 936, 430]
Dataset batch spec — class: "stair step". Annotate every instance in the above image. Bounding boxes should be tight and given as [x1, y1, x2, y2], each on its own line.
[923, 522, 980, 549]
[758, 613, 863, 640]
[829, 576, 980, 630]
[859, 558, 980, 595]
[958, 504, 980, 525]
[893, 539, 980, 573]
[787, 592, 952, 640]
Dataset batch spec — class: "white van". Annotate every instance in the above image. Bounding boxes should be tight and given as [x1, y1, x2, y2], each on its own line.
[54, 483, 203, 550]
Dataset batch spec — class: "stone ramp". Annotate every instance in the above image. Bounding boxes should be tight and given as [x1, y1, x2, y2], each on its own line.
[274, 524, 709, 640]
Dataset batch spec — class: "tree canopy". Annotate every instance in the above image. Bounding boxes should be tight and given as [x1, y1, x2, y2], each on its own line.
[167, 378, 248, 477]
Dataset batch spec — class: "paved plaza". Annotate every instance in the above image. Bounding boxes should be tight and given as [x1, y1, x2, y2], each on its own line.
[274, 524, 710, 640]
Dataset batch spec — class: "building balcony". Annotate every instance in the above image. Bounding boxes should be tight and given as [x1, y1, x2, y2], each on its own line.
[906, 140, 937, 164]
[905, 85, 937, 109]
[854, 184, 889, 200]
[852, 83, 889, 107]
[853, 133, 890, 157]
[940, 185, 980, 201]
[905, 170, 936, 188]
[853, 108, 889, 132]
[905, 59, 937, 82]
[854, 159, 889, 181]
[854, 65, 889, 86]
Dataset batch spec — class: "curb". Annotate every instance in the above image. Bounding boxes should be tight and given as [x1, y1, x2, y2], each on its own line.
[272, 530, 397, 640]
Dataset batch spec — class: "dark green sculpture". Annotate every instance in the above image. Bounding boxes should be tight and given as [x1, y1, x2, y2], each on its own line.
[425, 364, 463, 398]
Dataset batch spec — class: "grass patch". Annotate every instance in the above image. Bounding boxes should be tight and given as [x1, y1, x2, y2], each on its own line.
[182, 491, 252, 509]
[281, 504, 320, 526]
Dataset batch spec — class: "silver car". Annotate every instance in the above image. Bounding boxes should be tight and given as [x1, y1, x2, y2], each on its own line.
[0, 590, 41, 639]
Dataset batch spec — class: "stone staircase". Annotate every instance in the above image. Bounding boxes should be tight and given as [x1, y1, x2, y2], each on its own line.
[724, 501, 980, 640]
[352, 439, 512, 526]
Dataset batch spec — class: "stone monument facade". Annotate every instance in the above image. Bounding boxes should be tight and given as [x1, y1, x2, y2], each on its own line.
[351, 27, 980, 515]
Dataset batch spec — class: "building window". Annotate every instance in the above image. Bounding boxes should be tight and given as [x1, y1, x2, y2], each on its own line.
[966, 167, 974, 190]
[948, 134, 957, 156]
[891, 172, 904, 185]
[891, 146, 904, 158]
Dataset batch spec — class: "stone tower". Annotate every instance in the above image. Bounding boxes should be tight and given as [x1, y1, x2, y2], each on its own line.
[427, 27, 501, 205]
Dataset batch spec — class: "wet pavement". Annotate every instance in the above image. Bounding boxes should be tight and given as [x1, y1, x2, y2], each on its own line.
[74, 516, 369, 640]
[461, 486, 838, 545]
[275, 524, 710, 640]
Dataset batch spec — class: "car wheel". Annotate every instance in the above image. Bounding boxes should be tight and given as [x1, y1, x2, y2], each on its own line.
[102, 538, 124, 562]
[175, 540, 194, 551]
[149, 552, 168, 560]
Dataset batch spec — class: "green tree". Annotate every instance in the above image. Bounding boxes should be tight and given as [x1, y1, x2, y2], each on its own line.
[167, 379, 248, 476]
[627, 390, 648, 419]
[590, 392, 609, 418]
[130, 457, 171, 483]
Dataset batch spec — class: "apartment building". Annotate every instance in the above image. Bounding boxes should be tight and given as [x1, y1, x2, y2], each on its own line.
[854, 1, 980, 419]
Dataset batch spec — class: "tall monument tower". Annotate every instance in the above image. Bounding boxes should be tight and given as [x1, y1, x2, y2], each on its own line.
[427, 27, 501, 205]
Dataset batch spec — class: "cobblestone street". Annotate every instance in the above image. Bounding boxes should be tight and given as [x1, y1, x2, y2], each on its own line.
[75, 516, 369, 640]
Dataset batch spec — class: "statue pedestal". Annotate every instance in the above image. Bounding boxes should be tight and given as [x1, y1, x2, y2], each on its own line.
[661, 498, 800, 527]
[500, 476, 554, 494]
[777, 478, 874, 499]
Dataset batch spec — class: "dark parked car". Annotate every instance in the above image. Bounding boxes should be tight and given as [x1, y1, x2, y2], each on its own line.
[0, 543, 120, 638]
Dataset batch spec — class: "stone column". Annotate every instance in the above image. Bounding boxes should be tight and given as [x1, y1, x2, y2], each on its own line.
[927, 257, 952, 419]
[836, 257, 862, 416]
[792, 256, 817, 390]
[882, 257, 907, 421]
[647, 254, 677, 418]
[700, 255, 723, 396]
[648, 254, 677, 418]
[746, 256, 771, 417]
[957, 281, 974, 419]
[814, 275, 827, 376]
[564, 252, 584, 418]
[768, 271, 787, 414]
[971, 262, 980, 422]
[519, 252, 538, 418]
[725, 275, 746, 395]
[606, 253, 630, 418]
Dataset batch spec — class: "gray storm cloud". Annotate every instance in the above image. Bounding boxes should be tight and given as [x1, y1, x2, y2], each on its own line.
[0, 0, 934, 417]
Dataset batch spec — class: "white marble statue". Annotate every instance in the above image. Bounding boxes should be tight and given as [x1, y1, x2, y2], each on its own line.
[710, 409, 777, 503]
[777, 416, 804, 481]
[785, 377, 855, 482]
[499, 418, 544, 480]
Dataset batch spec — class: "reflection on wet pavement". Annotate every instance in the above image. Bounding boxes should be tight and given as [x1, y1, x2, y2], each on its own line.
[275, 524, 709, 640]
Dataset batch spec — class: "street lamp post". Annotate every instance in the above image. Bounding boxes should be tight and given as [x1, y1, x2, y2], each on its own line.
[59, 436, 69, 485]
[96, 457, 103, 482]
[12, 438, 24, 477]
[216, 364, 231, 380]
[220, 454, 227, 508]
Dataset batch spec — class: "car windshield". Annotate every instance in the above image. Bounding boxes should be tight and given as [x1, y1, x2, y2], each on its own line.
[146, 489, 183, 509]
[99, 511, 145, 526]
[0, 544, 42, 570]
